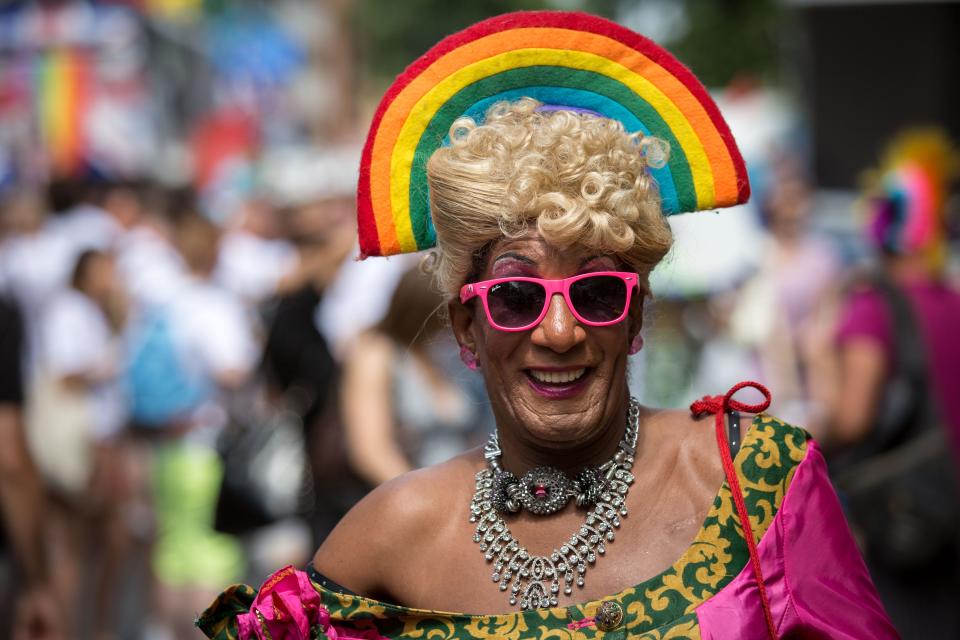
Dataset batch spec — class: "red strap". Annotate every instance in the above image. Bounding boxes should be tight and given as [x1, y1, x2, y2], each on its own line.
[690, 381, 777, 640]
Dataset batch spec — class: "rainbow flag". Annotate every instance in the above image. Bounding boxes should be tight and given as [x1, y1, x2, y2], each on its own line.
[36, 49, 90, 176]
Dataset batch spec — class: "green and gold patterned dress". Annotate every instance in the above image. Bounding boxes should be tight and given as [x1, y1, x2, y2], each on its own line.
[199, 414, 903, 639]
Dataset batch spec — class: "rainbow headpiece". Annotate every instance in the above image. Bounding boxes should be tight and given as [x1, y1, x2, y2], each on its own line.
[865, 128, 958, 265]
[357, 11, 750, 257]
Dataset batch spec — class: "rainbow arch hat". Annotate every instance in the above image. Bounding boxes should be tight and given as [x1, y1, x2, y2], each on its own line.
[357, 11, 750, 258]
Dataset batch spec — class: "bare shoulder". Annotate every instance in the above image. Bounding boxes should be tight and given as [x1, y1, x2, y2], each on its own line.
[312, 449, 482, 596]
[639, 407, 721, 459]
[643, 405, 761, 442]
[632, 405, 765, 492]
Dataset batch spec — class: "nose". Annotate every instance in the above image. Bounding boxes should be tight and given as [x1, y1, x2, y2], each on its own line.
[530, 293, 586, 353]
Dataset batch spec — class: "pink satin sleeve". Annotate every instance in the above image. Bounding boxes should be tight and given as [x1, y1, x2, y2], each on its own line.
[697, 440, 899, 639]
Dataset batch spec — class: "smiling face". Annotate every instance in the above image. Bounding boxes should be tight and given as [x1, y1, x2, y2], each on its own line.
[450, 232, 642, 462]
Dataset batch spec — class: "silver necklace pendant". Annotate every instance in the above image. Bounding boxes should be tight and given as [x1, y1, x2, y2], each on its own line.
[516, 466, 573, 515]
[469, 398, 640, 610]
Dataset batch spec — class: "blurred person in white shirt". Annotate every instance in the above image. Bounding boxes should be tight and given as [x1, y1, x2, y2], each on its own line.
[0, 188, 76, 371]
[33, 249, 129, 639]
[94, 182, 187, 312]
[168, 212, 259, 403]
[2, 179, 136, 328]
[215, 196, 298, 307]
[47, 179, 123, 255]
[688, 154, 840, 428]
[141, 211, 258, 640]
[40, 251, 126, 442]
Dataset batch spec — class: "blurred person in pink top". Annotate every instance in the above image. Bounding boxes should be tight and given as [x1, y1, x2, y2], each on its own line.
[816, 131, 960, 458]
[810, 128, 960, 638]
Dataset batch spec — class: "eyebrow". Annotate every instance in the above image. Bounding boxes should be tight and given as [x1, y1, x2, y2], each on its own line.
[491, 252, 537, 267]
[490, 253, 617, 273]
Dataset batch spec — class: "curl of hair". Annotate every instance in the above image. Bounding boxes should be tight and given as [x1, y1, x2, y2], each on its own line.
[426, 98, 673, 297]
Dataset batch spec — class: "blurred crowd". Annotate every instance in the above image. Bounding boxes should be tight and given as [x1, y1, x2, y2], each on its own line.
[0, 1, 503, 637]
[0, 167, 495, 639]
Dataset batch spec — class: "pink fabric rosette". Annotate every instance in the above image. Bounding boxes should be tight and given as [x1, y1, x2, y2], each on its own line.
[237, 566, 387, 640]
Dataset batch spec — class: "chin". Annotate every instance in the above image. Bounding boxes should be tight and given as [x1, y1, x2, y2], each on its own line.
[509, 372, 618, 445]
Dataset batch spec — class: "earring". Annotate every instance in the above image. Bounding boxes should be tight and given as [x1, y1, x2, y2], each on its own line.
[459, 345, 479, 370]
[628, 334, 644, 355]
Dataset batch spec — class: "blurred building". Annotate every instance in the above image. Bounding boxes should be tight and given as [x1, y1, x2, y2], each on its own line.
[787, 0, 960, 188]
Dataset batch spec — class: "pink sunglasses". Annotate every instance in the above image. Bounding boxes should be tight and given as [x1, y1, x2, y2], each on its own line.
[459, 271, 640, 332]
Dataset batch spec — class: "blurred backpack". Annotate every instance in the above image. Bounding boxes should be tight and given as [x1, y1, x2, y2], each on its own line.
[833, 273, 960, 574]
[214, 399, 309, 535]
[124, 309, 210, 428]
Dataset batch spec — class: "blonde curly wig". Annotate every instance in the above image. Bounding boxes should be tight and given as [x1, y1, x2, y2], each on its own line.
[426, 98, 673, 298]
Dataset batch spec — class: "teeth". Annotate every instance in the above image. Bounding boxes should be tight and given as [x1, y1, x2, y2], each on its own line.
[529, 368, 586, 385]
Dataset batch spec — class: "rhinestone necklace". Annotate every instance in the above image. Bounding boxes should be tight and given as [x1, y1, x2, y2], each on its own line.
[469, 398, 640, 610]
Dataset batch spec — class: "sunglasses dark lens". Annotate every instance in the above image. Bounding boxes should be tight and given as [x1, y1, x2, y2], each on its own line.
[569, 275, 628, 323]
[487, 280, 546, 328]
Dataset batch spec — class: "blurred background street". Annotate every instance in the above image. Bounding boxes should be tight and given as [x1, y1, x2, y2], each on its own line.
[0, 0, 957, 638]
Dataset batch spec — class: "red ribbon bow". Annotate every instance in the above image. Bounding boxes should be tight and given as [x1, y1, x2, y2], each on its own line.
[690, 381, 777, 640]
[690, 380, 772, 418]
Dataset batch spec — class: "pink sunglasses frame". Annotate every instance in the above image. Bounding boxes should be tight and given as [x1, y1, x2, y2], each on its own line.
[459, 271, 640, 332]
